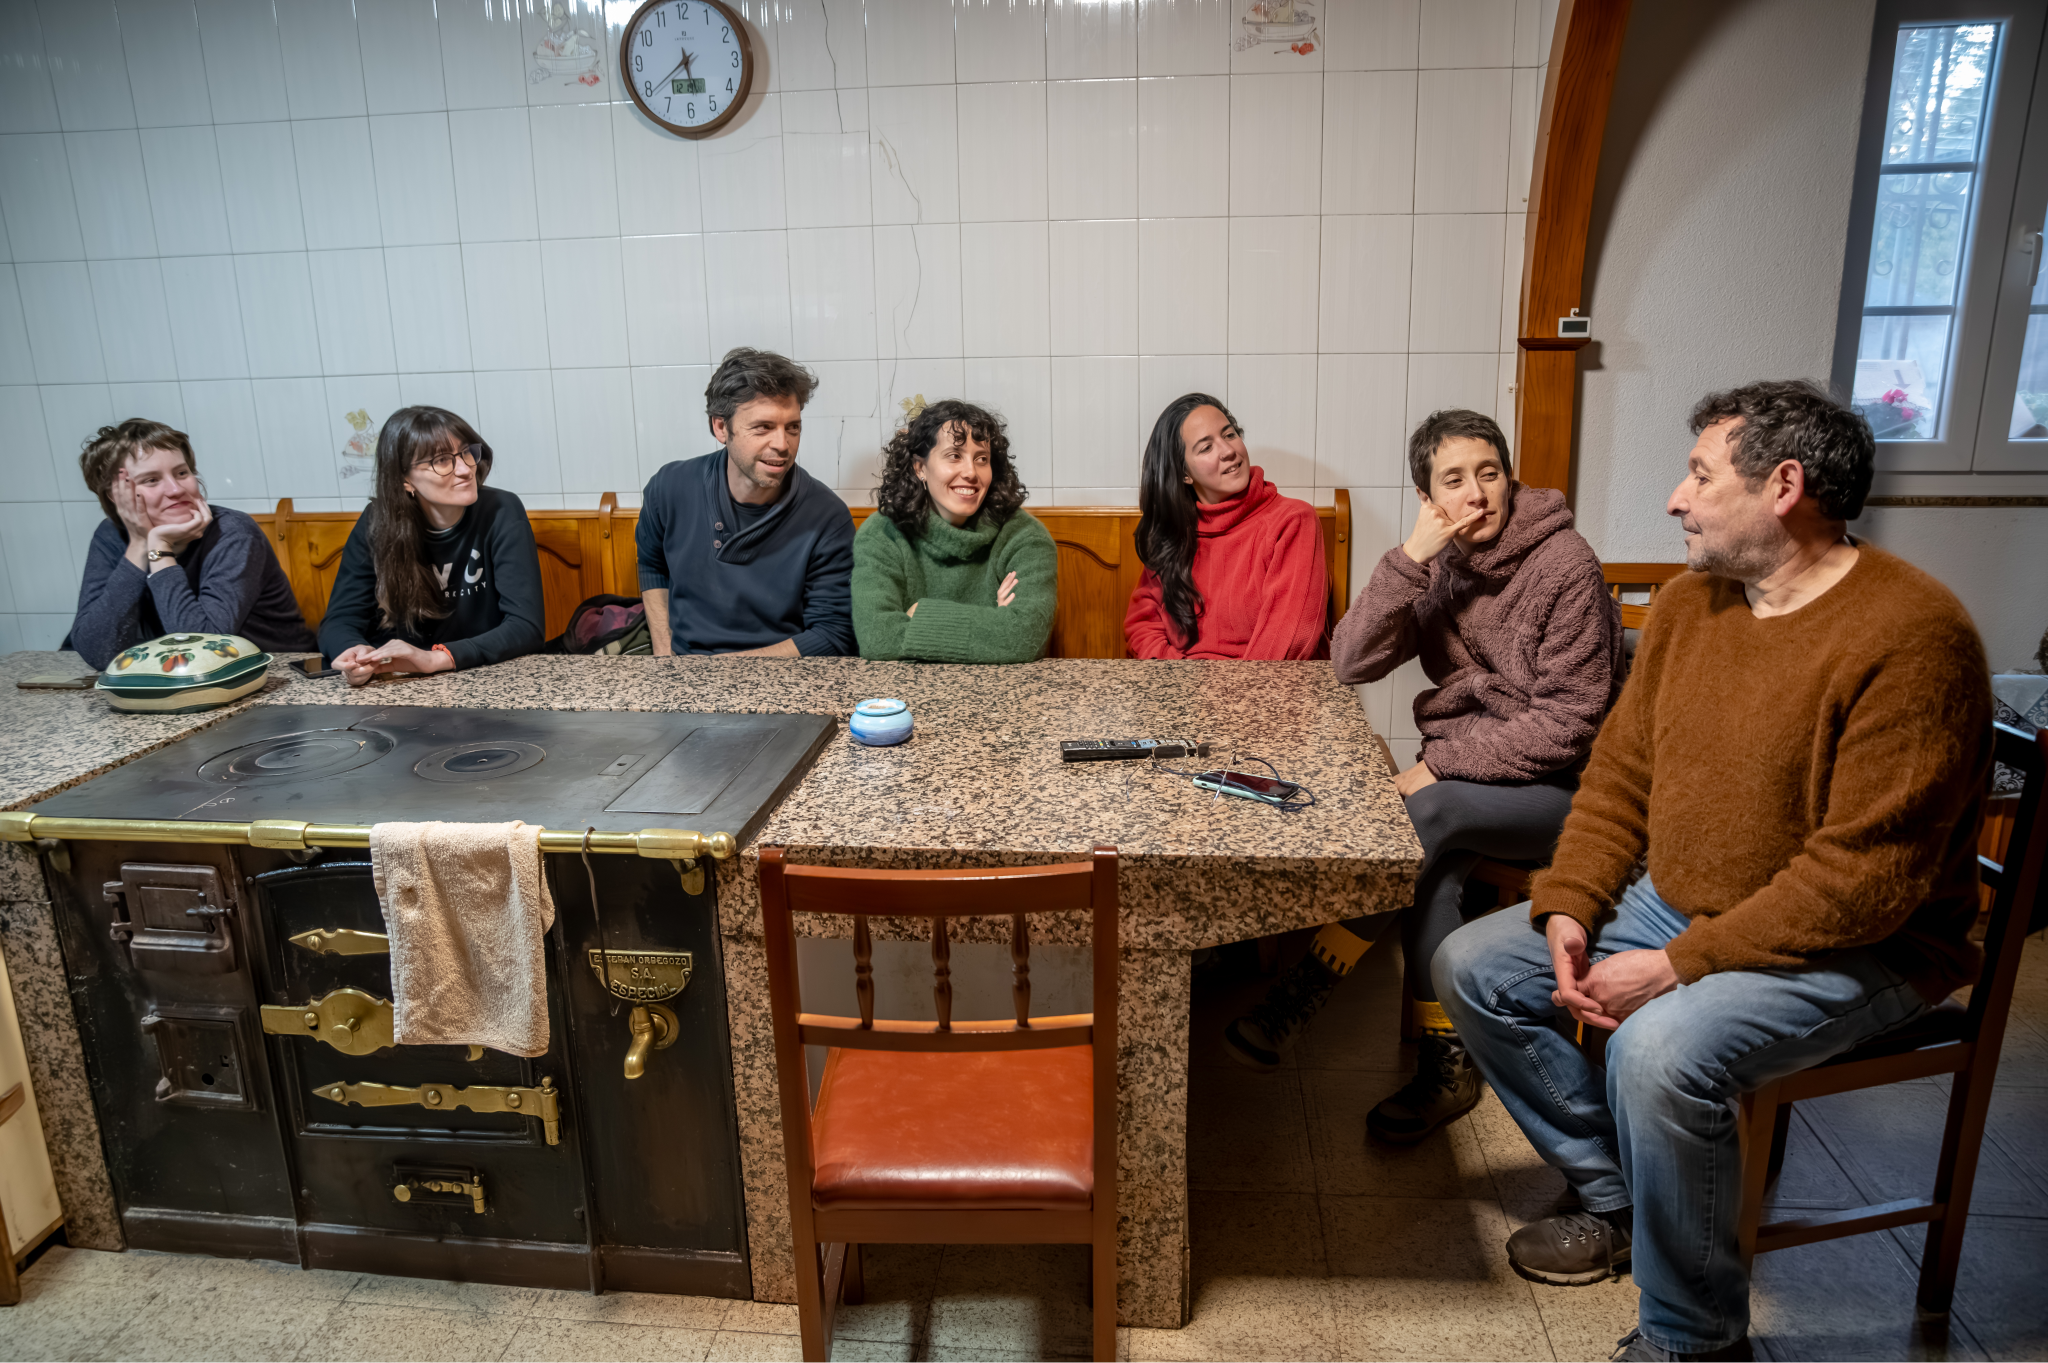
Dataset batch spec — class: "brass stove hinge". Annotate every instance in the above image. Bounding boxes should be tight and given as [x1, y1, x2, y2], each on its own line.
[288, 927, 390, 956]
[313, 1076, 562, 1145]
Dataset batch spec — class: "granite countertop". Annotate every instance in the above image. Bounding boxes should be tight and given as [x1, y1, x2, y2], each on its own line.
[1, 650, 1421, 942]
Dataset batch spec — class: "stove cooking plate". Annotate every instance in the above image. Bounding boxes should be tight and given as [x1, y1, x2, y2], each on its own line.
[197, 728, 398, 784]
[37, 704, 837, 844]
[413, 741, 547, 783]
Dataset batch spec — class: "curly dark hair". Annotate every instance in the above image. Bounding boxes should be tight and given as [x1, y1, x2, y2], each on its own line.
[873, 399, 1028, 537]
[1688, 380, 1874, 522]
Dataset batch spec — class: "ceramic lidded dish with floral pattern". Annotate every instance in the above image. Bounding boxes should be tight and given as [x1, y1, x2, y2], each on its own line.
[95, 633, 273, 714]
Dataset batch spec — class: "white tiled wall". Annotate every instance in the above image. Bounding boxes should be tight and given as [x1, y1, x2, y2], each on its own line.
[0, 0, 1556, 750]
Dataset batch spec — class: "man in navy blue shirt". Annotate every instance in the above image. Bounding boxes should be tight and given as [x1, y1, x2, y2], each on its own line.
[637, 348, 856, 656]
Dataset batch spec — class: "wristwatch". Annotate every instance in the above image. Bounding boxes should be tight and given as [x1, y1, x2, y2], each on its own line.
[145, 548, 175, 563]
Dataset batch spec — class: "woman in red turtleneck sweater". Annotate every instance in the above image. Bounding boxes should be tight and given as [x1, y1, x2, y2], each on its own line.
[1125, 394, 1330, 660]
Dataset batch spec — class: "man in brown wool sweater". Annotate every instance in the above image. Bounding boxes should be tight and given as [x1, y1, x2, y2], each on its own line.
[1436, 380, 1992, 1363]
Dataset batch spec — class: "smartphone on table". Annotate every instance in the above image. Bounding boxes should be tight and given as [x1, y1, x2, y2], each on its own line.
[15, 675, 96, 690]
[1191, 768, 1305, 805]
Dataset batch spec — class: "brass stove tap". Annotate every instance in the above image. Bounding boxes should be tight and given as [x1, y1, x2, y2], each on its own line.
[623, 1004, 678, 1079]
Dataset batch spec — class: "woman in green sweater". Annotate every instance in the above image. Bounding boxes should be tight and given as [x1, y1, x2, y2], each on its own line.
[852, 399, 1057, 663]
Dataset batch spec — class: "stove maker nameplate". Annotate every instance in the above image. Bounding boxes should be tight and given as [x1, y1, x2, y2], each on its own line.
[32, 704, 837, 843]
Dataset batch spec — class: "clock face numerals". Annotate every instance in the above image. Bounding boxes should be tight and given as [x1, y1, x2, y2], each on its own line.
[621, 0, 751, 138]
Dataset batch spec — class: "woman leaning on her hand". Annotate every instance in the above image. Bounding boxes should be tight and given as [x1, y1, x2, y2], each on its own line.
[317, 406, 544, 687]
[67, 418, 315, 670]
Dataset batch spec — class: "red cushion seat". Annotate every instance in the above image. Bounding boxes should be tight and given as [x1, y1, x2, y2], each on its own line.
[810, 1044, 1095, 1211]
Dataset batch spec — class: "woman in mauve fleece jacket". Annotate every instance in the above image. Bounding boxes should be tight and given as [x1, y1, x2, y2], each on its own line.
[1222, 409, 1621, 1150]
[1124, 394, 1329, 661]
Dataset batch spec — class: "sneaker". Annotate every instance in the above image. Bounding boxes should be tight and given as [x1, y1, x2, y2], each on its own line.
[1506, 1208, 1633, 1287]
[1366, 1034, 1482, 1144]
[1221, 954, 1341, 1072]
[1611, 1327, 1755, 1361]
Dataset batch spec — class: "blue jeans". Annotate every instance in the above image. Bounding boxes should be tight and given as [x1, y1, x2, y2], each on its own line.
[1434, 877, 1929, 1353]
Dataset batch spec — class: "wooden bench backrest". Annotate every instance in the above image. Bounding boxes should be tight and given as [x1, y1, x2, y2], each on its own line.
[250, 501, 620, 643]
[253, 491, 1353, 660]
[1602, 562, 1688, 631]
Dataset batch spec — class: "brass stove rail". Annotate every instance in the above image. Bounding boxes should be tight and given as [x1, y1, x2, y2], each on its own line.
[0, 812, 736, 862]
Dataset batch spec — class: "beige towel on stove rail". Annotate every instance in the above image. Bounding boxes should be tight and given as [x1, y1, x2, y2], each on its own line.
[372, 820, 556, 1057]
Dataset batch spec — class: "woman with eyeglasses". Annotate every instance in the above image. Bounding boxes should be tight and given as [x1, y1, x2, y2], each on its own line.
[318, 406, 544, 687]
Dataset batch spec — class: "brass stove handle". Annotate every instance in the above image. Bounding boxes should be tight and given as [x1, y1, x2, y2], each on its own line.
[260, 988, 394, 1055]
[393, 1174, 486, 1214]
[623, 1004, 678, 1079]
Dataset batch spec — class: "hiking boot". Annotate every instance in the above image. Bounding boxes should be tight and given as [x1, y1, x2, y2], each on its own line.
[1222, 954, 1341, 1072]
[1366, 1033, 1482, 1144]
[1611, 1328, 1754, 1361]
[1506, 1208, 1633, 1286]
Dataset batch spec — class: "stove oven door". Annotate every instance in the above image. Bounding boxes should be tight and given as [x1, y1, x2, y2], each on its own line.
[250, 858, 592, 1290]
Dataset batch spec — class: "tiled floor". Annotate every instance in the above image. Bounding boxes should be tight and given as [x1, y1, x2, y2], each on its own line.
[6, 932, 2047, 1362]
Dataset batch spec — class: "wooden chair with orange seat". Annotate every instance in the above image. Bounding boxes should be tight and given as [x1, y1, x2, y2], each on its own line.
[758, 847, 1120, 1363]
[1733, 721, 2048, 1312]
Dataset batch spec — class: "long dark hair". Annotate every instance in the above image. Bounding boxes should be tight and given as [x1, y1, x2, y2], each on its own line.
[367, 406, 493, 635]
[873, 399, 1027, 537]
[1134, 393, 1239, 652]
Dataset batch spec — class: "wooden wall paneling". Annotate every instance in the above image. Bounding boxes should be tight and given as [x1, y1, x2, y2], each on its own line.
[527, 514, 601, 640]
[596, 493, 623, 596]
[298, 516, 358, 628]
[1327, 489, 1351, 613]
[1515, 0, 1634, 494]
[1036, 512, 1130, 660]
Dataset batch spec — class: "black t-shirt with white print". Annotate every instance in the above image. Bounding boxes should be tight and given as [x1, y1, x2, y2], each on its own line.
[315, 485, 547, 670]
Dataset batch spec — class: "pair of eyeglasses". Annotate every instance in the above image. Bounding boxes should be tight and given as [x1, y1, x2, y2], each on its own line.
[413, 444, 485, 476]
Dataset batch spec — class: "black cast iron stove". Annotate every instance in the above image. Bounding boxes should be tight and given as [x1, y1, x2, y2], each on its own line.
[29, 704, 835, 1296]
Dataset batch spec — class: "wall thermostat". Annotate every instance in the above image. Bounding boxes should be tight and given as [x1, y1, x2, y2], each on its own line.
[1558, 308, 1591, 339]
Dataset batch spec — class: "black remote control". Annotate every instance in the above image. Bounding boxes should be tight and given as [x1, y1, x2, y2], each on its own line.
[1059, 739, 1212, 762]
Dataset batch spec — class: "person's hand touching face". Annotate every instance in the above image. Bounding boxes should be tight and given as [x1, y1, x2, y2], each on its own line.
[116, 447, 212, 569]
[1404, 436, 1506, 563]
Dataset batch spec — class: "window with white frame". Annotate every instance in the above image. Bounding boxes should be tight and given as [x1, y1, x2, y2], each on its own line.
[1835, 1, 2048, 473]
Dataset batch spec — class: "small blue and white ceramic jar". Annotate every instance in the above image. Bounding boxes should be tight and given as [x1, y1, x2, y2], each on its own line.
[849, 698, 914, 746]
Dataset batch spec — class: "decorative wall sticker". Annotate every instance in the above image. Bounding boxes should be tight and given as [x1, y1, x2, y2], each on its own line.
[532, 0, 604, 88]
[1236, 0, 1318, 55]
[339, 408, 377, 487]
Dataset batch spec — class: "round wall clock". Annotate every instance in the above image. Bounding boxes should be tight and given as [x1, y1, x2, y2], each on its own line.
[618, 0, 754, 139]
